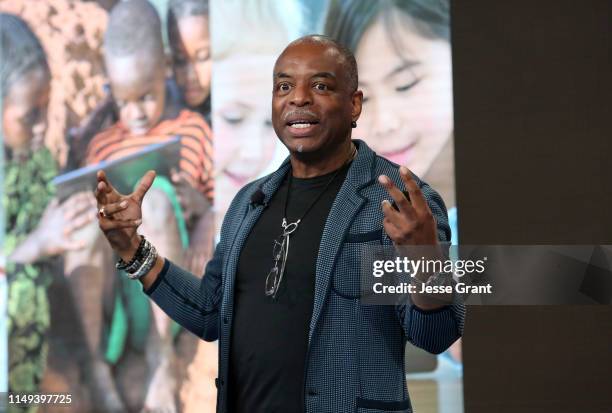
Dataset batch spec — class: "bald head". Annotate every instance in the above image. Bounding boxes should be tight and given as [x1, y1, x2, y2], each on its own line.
[281, 35, 358, 93]
[105, 0, 163, 61]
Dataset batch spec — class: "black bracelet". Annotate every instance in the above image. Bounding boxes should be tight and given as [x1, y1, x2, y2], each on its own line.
[116, 236, 146, 271]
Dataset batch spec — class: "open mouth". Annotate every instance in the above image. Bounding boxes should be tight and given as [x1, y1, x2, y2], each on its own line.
[287, 120, 319, 128]
[286, 119, 320, 136]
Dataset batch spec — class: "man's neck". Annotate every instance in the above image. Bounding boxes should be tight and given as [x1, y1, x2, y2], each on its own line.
[289, 140, 355, 178]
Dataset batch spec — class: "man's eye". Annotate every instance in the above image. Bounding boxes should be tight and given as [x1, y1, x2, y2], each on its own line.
[314, 83, 328, 91]
[278, 83, 291, 92]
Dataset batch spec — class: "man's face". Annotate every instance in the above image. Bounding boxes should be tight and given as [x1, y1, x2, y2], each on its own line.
[107, 53, 166, 135]
[272, 41, 362, 156]
[169, 14, 211, 107]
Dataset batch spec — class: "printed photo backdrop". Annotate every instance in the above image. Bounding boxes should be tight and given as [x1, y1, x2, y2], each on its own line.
[1, 0, 458, 412]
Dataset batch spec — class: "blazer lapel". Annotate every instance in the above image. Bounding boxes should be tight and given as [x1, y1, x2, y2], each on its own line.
[308, 139, 375, 344]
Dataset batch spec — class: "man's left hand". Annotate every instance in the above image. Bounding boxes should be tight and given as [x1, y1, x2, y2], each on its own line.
[378, 166, 438, 246]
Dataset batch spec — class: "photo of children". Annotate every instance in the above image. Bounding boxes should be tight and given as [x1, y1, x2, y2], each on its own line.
[1, 0, 458, 412]
[1, 0, 214, 412]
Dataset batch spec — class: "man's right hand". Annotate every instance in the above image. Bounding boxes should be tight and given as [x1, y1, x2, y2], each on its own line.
[94, 170, 156, 261]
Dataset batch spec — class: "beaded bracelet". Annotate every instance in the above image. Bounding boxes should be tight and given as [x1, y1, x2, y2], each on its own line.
[126, 243, 158, 280]
[116, 236, 147, 271]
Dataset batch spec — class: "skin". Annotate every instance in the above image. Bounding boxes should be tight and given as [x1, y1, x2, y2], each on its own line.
[109, 46, 211, 272]
[106, 52, 167, 135]
[95, 39, 445, 312]
[102, 49, 195, 413]
[354, 12, 453, 177]
[2, 67, 50, 158]
[213, 54, 279, 227]
[169, 14, 211, 107]
[272, 41, 362, 178]
[3, 67, 97, 263]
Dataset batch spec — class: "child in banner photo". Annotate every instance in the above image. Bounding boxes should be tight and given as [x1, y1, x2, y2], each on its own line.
[1, 13, 96, 413]
[324, 0, 461, 364]
[168, 0, 212, 125]
[72, 0, 214, 411]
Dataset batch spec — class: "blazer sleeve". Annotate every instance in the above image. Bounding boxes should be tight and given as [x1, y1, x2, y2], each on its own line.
[396, 181, 466, 354]
[144, 244, 223, 341]
[142, 181, 257, 340]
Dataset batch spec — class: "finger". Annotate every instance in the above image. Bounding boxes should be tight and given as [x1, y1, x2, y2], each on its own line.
[98, 199, 129, 217]
[64, 196, 97, 221]
[95, 170, 120, 204]
[132, 170, 156, 203]
[382, 200, 401, 241]
[170, 168, 181, 183]
[94, 180, 105, 204]
[378, 174, 416, 218]
[65, 211, 96, 235]
[99, 217, 142, 231]
[96, 170, 115, 195]
[60, 238, 88, 252]
[381, 199, 402, 226]
[399, 166, 429, 213]
[178, 170, 192, 182]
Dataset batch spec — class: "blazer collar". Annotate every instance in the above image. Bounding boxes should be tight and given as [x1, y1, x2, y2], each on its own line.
[251, 139, 376, 203]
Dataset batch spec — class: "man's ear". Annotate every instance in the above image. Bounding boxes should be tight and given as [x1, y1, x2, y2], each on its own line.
[351, 89, 364, 123]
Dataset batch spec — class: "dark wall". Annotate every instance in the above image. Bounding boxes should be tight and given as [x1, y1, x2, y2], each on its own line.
[451, 0, 612, 411]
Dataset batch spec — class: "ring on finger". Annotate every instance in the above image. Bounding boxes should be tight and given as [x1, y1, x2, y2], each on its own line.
[99, 206, 108, 218]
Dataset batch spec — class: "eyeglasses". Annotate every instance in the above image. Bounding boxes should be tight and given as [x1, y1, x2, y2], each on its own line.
[265, 218, 299, 298]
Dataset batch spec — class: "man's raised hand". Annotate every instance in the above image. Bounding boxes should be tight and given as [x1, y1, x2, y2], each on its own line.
[95, 170, 156, 259]
[378, 166, 438, 246]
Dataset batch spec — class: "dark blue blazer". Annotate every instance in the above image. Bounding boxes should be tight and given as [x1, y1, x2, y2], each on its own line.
[145, 139, 465, 413]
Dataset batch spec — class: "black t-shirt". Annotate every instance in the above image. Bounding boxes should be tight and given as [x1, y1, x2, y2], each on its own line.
[228, 162, 350, 413]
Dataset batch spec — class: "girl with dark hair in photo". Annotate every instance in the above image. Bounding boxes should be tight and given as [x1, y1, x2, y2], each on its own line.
[324, 0, 454, 208]
[324, 0, 461, 365]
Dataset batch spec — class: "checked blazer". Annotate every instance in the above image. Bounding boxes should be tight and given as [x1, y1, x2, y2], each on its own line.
[145, 139, 465, 413]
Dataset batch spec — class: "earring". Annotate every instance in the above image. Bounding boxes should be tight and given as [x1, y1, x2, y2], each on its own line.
[351, 121, 357, 128]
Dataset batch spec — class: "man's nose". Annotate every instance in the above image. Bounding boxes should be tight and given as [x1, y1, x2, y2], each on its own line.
[289, 84, 312, 107]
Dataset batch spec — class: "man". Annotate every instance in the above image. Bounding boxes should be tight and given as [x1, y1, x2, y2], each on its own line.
[95, 35, 464, 413]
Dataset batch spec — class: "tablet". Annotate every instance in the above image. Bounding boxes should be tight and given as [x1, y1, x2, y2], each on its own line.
[52, 137, 181, 201]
